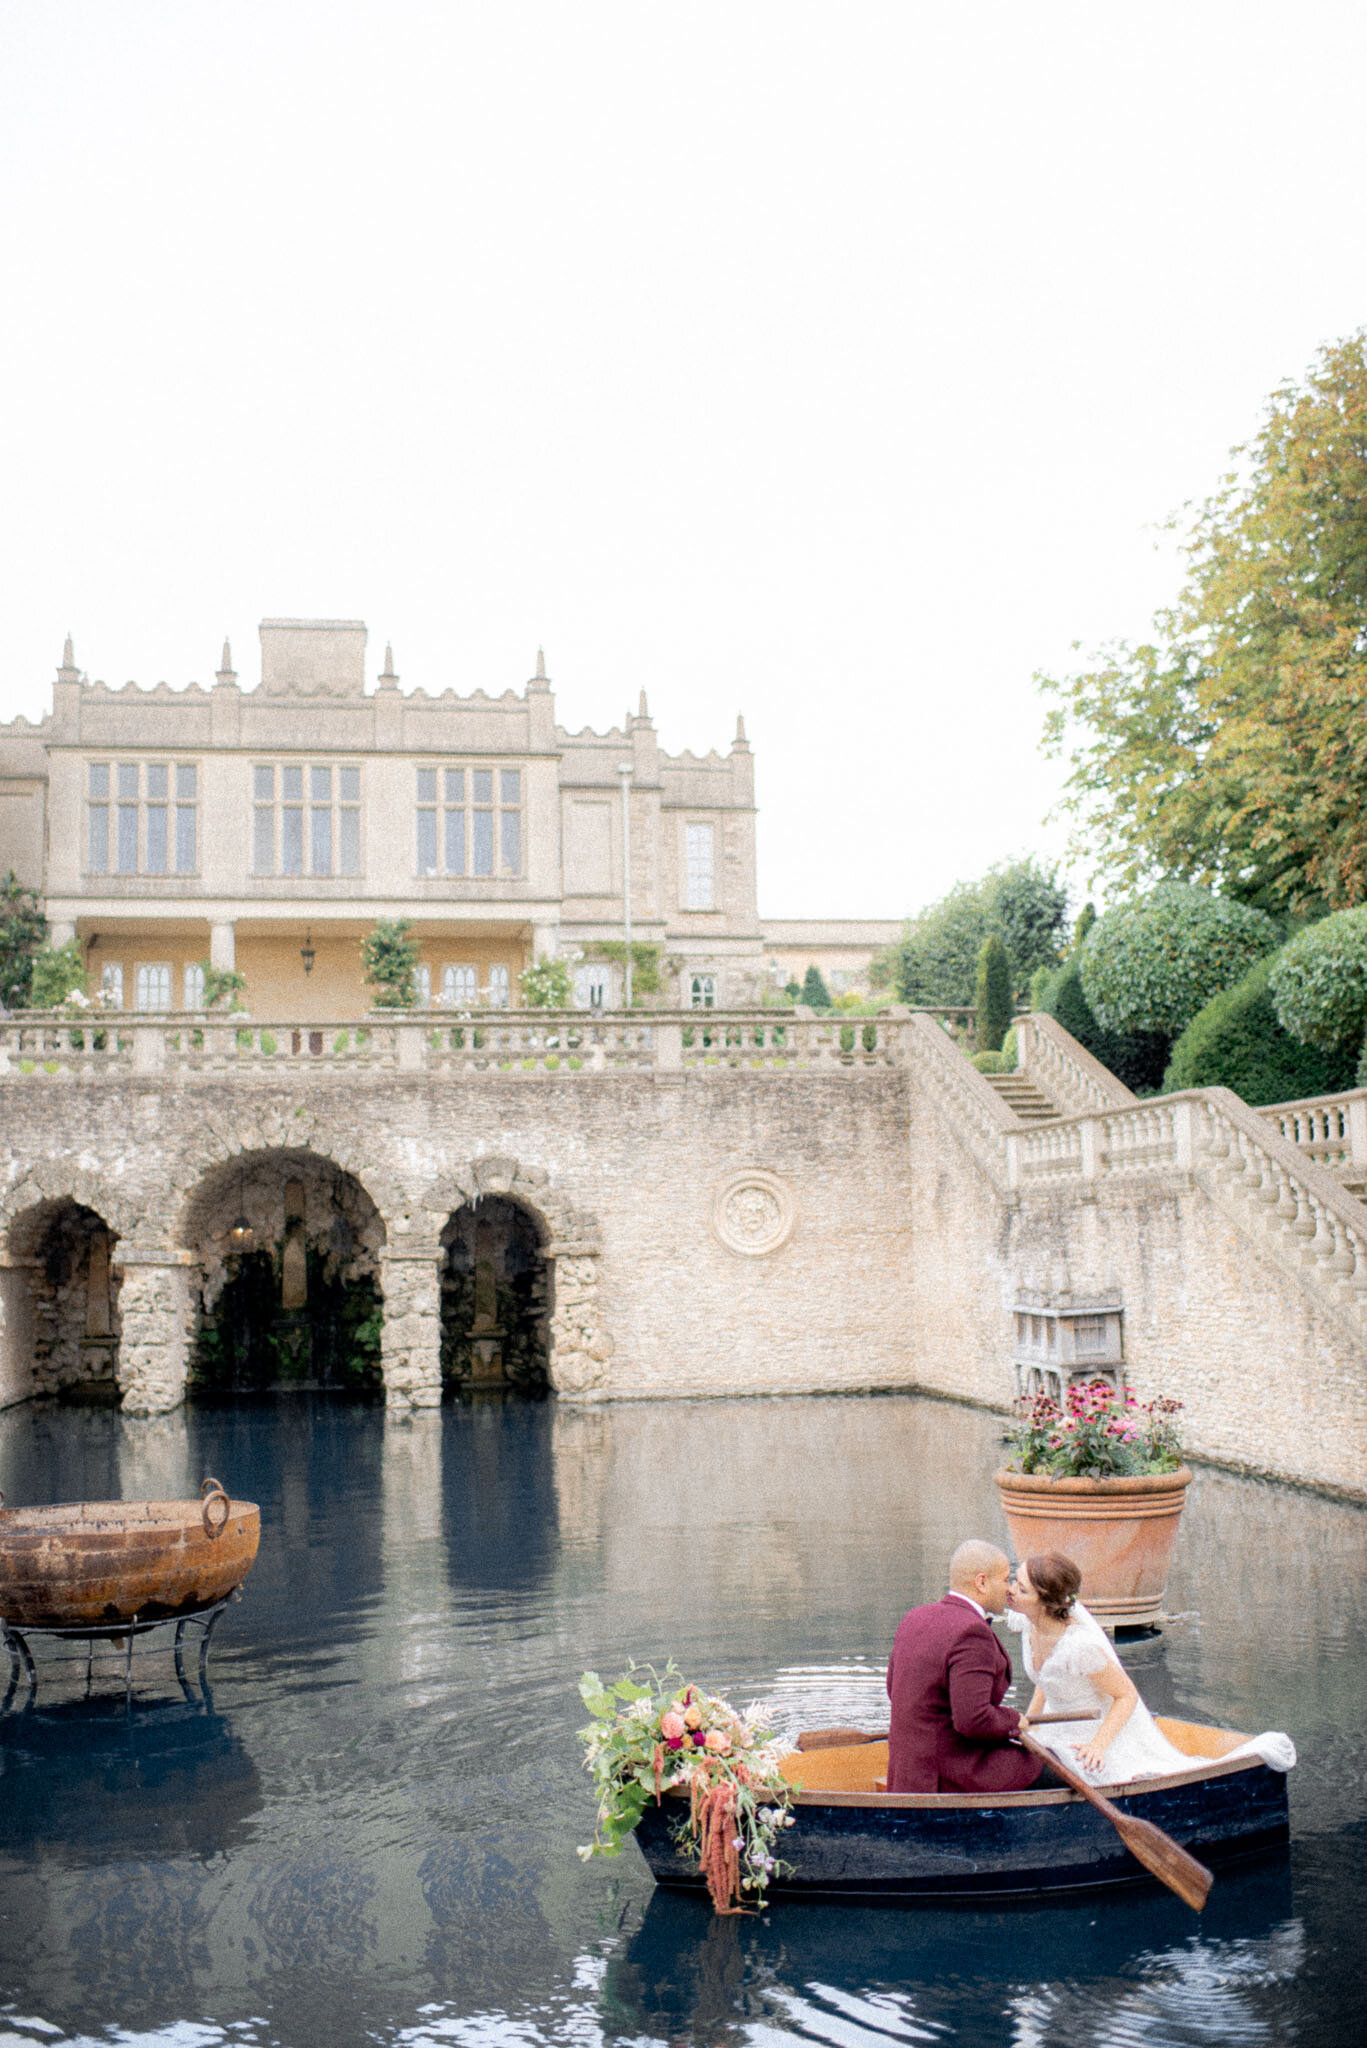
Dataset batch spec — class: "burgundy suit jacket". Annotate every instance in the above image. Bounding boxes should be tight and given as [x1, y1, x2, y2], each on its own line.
[885, 1593, 1043, 1793]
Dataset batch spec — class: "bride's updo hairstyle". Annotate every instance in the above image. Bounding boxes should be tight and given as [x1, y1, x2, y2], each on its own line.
[1026, 1552, 1082, 1622]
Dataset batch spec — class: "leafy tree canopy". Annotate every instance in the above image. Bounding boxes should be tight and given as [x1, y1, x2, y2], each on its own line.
[1041, 330, 1367, 915]
[883, 856, 1068, 1008]
[0, 871, 45, 1008]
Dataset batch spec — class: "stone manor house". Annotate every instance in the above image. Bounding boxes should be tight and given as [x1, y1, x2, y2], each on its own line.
[0, 618, 895, 1017]
[3, 618, 1366, 1501]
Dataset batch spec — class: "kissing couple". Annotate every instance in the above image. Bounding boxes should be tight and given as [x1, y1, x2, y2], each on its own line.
[885, 1538, 1203, 1792]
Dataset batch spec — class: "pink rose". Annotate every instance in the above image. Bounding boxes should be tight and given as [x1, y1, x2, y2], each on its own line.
[660, 1712, 686, 1741]
[704, 1730, 732, 1754]
[683, 1705, 703, 1730]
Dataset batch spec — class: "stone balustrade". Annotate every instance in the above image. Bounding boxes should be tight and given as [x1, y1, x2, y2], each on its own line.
[1014, 1010, 1137, 1117]
[0, 1007, 922, 1081]
[1260, 1088, 1367, 1188]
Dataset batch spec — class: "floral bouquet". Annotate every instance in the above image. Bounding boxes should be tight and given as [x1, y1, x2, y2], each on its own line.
[1006, 1378, 1184, 1479]
[577, 1663, 796, 1913]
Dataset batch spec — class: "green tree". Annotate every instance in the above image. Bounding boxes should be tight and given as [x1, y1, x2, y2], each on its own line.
[361, 918, 420, 1007]
[1041, 329, 1367, 914]
[0, 871, 45, 1008]
[1267, 907, 1367, 1050]
[892, 857, 1067, 1007]
[800, 965, 832, 1009]
[975, 934, 1012, 1052]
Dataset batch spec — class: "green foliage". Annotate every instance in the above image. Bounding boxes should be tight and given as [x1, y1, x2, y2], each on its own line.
[1072, 901, 1097, 951]
[1078, 884, 1277, 1038]
[800, 964, 832, 1009]
[577, 1665, 795, 1910]
[0, 871, 45, 1007]
[1163, 954, 1356, 1102]
[1000, 1023, 1019, 1070]
[972, 1049, 1006, 1073]
[518, 954, 573, 1008]
[1356, 1028, 1367, 1089]
[199, 962, 246, 1011]
[30, 939, 88, 1009]
[1034, 958, 1171, 1094]
[782, 977, 802, 1000]
[975, 934, 1012, 1051]
[361, 918, 420, 1007]
[893, 857, 1068, 1007]
[1041, 330, 1367, 915]
[1268, 907, 1367, 1050]
[584, 939, 662, 1003]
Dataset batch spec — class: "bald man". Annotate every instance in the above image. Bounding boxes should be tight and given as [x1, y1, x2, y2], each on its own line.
[885, 1539, 1049, 1794]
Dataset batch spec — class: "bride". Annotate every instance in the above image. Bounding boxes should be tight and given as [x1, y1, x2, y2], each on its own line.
[1007, 1552, 1211, 1785]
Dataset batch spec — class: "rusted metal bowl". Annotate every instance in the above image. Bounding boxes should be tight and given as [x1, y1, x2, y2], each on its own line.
[0, 1479, 260, 1630]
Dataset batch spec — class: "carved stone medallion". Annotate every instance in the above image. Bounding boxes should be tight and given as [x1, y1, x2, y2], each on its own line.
[712, 1169, 795, 1257]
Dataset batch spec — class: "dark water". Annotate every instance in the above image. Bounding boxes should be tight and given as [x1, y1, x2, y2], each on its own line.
[0, 1392, 1363, 2047]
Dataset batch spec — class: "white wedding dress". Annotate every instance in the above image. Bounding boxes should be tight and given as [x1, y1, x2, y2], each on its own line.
[1006, 1603, 1296, 1787]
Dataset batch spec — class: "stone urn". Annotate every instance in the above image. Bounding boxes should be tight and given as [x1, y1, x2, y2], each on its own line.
[993, 1467, 1193, 1628]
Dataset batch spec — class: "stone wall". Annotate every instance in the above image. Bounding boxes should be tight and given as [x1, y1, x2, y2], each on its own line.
[1, 1048, 1365, 1494]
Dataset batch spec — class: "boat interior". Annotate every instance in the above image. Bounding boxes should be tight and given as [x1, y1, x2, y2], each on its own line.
[780, 1719, 1256, 1805]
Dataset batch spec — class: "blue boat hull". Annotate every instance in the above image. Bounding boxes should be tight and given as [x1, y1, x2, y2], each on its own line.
[633, 1762, 1289, 1901]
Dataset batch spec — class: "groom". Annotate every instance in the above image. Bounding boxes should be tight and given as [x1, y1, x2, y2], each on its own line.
[885, 1538, 1053, 1794]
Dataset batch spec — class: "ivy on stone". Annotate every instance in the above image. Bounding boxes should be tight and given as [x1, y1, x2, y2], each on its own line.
[0, 870, 45, 1008]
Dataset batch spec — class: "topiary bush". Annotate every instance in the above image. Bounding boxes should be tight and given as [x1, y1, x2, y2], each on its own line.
[972, 1049, 1006, 1073]
[1078, 884, 1278, 1038]
[1035, 959, 1171, 1094]
[975, 934, 1012, 1052]
[1268, 908, 1367, 1051]
[1163, 955, 1357, 1102]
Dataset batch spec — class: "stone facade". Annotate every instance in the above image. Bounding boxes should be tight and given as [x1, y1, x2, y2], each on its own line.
[2, 1011, 1366, 1496]
[0, 621, 764, 1020]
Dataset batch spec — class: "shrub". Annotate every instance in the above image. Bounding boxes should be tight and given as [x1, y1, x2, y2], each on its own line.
[200, 962, 246, 1011]
[972, 1049, 1006, 1072]
[1000, 1023, 1019, 1070]
[361, 918, 419, 1008]
[0, 871, 45, 1007]
[1358, 1030, 1367, 1089]
[1163, 955, 1357, 1102]
[892, 856, 1068, 1008]
[975, 934, 1012, 1051]
[1079, 884, 1277, 1037]
[1268, 908, 1367, 1051]
[29, 939, 88, 1009]
[519, 955, 572, 1008]
[1035, 959, 1170, 1094]
[800, 965, 832, 1010]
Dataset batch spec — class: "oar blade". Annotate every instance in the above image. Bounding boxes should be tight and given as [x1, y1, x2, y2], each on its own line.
[1114, 1811, 1213, 1912]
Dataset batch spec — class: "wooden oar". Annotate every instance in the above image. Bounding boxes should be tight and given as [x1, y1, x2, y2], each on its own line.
[1018, 1731, 1213, 1912]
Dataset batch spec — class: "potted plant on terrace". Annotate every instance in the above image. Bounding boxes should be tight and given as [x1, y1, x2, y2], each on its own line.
[994, 1380, 1191, 1628]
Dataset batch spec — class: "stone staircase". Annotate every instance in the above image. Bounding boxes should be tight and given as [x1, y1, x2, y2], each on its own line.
[984, 1072, 1060, 1123]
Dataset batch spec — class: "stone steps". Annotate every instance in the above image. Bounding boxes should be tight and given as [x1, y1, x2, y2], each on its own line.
[985, 1074, 1060, 1123]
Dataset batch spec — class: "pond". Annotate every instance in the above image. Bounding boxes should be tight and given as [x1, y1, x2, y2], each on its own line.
[0, 1392, 1363, 2046]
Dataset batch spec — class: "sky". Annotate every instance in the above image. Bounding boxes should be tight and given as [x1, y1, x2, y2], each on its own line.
[2, 1, 1365, 920]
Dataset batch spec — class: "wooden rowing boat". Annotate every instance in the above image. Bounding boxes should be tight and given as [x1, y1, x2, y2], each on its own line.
[632, 1720, 1289, 1902]
[0, 1481, 260, 1630]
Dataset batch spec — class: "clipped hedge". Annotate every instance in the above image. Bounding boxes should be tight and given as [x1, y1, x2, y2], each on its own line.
[1078, 884, 1278, 1038]
[1035, 959, 1170, 1095]
[1268, 908, 1367, 1051]
[1163, 955, 1357, 1103]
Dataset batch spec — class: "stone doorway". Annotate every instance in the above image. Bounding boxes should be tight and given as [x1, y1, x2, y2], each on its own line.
[2, 1199, 122, 1401]
[185, 1152, 385, 1395]
[440, 1198, 550, 1394]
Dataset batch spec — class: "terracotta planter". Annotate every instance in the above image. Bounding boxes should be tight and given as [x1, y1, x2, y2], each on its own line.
[993, 1466, 1193, 1628]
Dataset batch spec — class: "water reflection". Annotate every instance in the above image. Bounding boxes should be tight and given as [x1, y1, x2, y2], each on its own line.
[0, 1694, 261, 1861]
[0, 1391, 1362, 2047]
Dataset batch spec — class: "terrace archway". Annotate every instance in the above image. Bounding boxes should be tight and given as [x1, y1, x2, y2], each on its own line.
[182, 1150, 387, 1395]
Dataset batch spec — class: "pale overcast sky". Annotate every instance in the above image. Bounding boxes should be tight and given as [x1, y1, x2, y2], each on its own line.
[2, 2, 1365, 919]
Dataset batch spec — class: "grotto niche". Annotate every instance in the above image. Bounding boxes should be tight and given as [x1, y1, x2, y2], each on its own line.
[186, 1152, 384, 1395]
[440, 1198, 550, 1395]
[5, 1198, 122, 1401]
